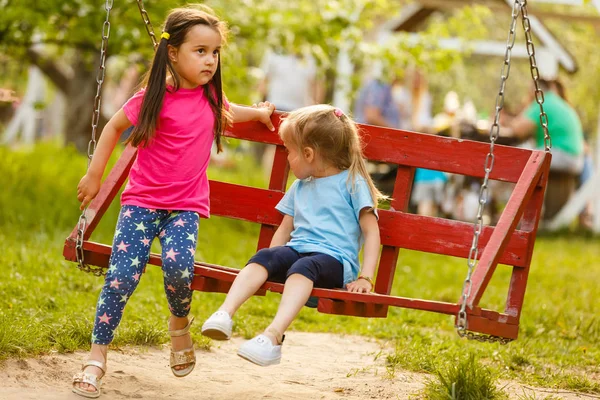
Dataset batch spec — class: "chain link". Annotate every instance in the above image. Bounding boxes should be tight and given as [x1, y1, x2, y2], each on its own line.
[457, 330, 513, 345]
[456, 0, 521, 344]
[521, 1, 552, 152]
[75, 1, 158, 275]
[136, 0, 158, 49]
[75, 0, 114, 276]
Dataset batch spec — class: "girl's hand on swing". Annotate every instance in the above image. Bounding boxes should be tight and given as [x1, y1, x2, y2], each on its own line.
[77, 173, 101, 210]
[346, 278, 373, 293]
[253, 101, 276, 131]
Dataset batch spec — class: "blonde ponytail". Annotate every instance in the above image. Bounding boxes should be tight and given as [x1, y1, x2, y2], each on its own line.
[347, 135, 388, 207]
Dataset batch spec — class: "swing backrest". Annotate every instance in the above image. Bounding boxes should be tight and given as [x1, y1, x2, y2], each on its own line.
[211, 115, 547, 302]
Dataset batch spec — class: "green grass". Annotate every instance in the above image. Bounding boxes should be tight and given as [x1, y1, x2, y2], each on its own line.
[1, 143, 599, 396]
[423, 354, 508, 399]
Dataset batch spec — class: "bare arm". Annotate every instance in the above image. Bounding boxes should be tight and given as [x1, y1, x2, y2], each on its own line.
[270, 215, 294, 247]
[346, 209, 380, 293]
[230, 103, 275, 131]
[500, 110, 536, 139]
[509, 114, 537, 138]
[76, 108, 131, 209]
[364, 106, 393, 128]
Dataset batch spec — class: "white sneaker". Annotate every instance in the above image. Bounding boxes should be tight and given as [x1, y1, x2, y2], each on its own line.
[201, 311, 232, 340]
[237, 334, 282, 366]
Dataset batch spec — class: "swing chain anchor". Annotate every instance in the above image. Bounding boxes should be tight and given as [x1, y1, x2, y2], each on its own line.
[456, 0, 522, 345]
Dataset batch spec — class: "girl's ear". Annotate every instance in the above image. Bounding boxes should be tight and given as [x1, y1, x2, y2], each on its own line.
[167, 45, 178, 63]
[303, 146, 314, 163]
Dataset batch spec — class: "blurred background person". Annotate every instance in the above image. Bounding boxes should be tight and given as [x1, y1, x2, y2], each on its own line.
[502, 77, 585, 221]
[255, 47, 322, 176]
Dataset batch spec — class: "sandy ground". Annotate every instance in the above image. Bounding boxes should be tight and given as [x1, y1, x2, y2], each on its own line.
[0, 332, 592, 400]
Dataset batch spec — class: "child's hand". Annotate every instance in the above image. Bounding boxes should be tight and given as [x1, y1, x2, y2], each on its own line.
[346, 277, 373, 293]
[253, 101, 276, 131]
[77, 173, 101, 210]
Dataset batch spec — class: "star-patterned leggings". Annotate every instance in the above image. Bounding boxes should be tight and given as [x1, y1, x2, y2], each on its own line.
[92, 205, 199, 345]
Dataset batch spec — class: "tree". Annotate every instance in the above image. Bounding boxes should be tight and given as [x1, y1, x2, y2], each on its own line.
[0, 0, 489, 151]
[0, 0, 172, 151]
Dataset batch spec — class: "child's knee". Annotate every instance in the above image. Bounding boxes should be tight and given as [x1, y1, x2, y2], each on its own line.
[103, 275, 138, 296]
[163, 260, 193, 287]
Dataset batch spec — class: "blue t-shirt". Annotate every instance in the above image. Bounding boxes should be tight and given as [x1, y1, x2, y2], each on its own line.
[414, 168, 448, 183]
[275, 170, 376, 286]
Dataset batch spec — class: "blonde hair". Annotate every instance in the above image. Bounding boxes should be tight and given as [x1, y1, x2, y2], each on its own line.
[280, 104, 387, 207]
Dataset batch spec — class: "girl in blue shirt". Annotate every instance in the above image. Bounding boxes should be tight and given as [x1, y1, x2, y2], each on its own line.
[202, 104, 385, 366]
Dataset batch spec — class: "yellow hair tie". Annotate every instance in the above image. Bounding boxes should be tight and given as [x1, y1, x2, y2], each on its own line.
[161, 32, 170, 40]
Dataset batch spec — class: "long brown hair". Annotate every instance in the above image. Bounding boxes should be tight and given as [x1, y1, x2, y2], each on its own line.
[280, 105, 387, 207]
[126, 5, 230, 152]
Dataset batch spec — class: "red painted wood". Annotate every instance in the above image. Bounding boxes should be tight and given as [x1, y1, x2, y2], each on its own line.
[195, 262, 460, 313]
[461, 314, 519, 340]
[71, 240, 520, 328]
[467, 152, 547, 307]
[379, 211, 531, 267]
[257, 144, 290, 250]
[504, 155, 551, 319]
[227, 117, 535, 183]
[208, 182, 531, 266]
[209, 181, 283, 224]
[375, 165, 414, 296]
[317, 299, 388, 318]
[191, 277, 267, 296]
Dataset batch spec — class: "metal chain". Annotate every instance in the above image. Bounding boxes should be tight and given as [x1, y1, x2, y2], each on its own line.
[136, 0, 158, 49]
[456, 0, 522, 344]
[76, 1, 157, 275]
[460, 331, 513, 345]
[521, 0, 552, 152]
[75, 0, 114, 277]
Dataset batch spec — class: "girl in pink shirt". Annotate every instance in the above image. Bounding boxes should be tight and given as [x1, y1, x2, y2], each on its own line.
[72, 5, 275, 398]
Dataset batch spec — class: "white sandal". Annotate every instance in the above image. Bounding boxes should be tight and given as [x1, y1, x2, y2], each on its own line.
[72, 359, 106, 398]
[169, 317, 196, 378]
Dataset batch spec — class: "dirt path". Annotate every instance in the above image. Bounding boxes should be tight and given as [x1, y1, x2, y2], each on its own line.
[0, 332, 589, 399]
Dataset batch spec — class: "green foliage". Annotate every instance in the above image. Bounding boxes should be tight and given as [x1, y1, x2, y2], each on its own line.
[423, 354, 507, 400]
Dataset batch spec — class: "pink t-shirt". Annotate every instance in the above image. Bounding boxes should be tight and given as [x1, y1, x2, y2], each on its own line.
[121, 86, 227, 217]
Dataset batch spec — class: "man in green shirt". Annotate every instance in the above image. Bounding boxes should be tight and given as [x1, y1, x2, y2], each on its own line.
[504, 79, 584, 174]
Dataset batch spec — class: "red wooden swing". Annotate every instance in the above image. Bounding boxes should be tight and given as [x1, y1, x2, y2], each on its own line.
[64, 0, 551, 343]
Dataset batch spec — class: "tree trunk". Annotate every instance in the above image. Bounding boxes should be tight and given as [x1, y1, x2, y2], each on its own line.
[64, 56, 108, 153]
[28, 49, 108, 153]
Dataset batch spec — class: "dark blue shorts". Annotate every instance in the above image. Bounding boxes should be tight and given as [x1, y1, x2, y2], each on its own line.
[248, 246, 344, 289]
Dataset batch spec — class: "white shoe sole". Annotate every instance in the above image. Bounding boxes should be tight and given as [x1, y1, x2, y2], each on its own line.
[237, 348, 281, 366]
[201, 323, 231, 340]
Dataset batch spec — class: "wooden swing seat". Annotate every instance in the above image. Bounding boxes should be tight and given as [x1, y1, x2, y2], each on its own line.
[63, 112, 550, 341]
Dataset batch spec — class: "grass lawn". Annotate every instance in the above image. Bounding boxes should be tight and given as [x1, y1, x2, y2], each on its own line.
[1, 143, 599, 398]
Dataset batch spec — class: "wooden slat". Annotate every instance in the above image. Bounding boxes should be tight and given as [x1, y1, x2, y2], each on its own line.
[209, 181, 283, 224]
[379, 211, 531, 267]
[460, 314, 519, 340]
[504, 154, 551, 318]
[226, 114, 538, 183]
[257, 144, 290, 250]
[69, 240, 520, 325]
[467, 152, 547, 307]
[209, 182, 530, 266]
[375, 165, 415, 296]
